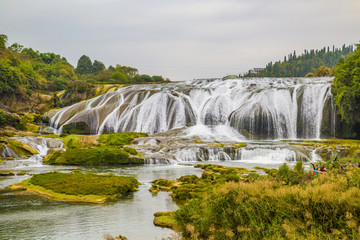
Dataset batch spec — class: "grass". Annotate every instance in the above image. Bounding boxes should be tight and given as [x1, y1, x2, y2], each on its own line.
[10, 171, 140, 204]
[44, 148, 143, 166]
[149, 164, 254, 202]
[153, 212, 177, 229]
[167, 162, 360, 240]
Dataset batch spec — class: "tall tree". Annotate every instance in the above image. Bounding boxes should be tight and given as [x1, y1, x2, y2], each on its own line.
[0, 34, 8, 49]
[92, 60, 105, 74]
[333, 43, 360, 124]
[76, 55, 92, 75]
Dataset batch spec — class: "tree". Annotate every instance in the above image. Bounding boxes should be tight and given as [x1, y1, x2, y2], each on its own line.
[92, 60, 105, 74]
[9, 43, 23, 53]
[0, 34, 8, 49]
[138, 74, 152, 82]
[76, 55, 92, 75]
[115, 65, 138, 78]
[111, 71, 129, 83]
[333, 43, 360, 125]
[151, 75, 165, 82]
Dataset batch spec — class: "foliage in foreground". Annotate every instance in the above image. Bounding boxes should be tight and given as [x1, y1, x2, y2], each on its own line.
[174, 166, 360, 240]
[29, 171, 140, 197]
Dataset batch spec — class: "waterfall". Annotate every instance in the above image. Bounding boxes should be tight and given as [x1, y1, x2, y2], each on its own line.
[1, 144, 19, 159]
[45, 77, 335, 140]
[1, 137, 64, 168]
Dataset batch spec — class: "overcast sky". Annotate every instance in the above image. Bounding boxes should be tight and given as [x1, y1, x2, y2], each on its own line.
[1, 0, 359, 81]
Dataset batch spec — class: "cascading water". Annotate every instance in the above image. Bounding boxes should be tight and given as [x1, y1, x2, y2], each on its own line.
[45, 77, 335, 140]
[1, 137, 64, 168]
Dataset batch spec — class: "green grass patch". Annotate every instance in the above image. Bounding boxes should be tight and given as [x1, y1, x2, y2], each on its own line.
[98, 132, 148, 148]
[153, 212, 177, 229]
[11, 171, 140, 203]
[149, 164, 253, 202]
[44, 148, 144, 166]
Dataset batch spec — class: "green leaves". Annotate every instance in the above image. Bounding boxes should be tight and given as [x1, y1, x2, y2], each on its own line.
[333, 43, 360, 124]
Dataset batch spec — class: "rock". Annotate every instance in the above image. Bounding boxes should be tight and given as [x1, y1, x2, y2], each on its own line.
[40, 126, 55, 134]
[0, 171, 15, 176]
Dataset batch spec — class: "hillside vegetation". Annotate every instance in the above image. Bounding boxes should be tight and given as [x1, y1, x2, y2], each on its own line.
[0, 34, 170, 134]
[243, 44, 354, 77]
[332, 43, 360, 138]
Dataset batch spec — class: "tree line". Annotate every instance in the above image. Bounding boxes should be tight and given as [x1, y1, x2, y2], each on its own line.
[242, 44, 354, 77]
[75, 55, 170, 84]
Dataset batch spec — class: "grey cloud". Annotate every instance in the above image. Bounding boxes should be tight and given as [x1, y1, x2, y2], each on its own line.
[0, 0, 359, 80]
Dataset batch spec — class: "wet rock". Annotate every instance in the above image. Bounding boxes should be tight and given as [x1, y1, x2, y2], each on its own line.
[0, 170, 15, 176]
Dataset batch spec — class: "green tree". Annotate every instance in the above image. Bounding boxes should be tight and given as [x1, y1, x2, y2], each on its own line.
[76, 55, 92, 75]
[92, 60, 105, 74]
[9, 43, 23, 53]
[0, 34, 8, 49]
[111, 71, 129, 83]
[151, 75, 165, 82]
[138, 74, 152, 82]
[333, 43, 360, 125]
[116, 65, 138, 78]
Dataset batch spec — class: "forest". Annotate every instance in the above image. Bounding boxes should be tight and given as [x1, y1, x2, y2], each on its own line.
[243, 44, 354, 77]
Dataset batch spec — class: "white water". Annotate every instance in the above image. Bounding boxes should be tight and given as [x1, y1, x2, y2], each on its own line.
[0, 137, 64, 168]
[45, 77, 335, 140]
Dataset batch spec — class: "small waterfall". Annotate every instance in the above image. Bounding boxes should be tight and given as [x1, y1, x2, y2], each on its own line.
[174, 147, 240, 162]
[1, 144, 20, 159]
[240, 146, 297, 163]
[3, 137, 64, 168]
[45, 77, 335, 140]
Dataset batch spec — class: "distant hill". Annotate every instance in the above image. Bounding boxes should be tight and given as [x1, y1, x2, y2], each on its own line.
[242, 44, 354, 77]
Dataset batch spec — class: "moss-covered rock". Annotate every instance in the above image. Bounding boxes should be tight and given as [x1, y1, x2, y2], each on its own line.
[153, 212, 177, 229]
[233, 142, 247, 148]
[44, 148, 144, 166]
[42, 132, 147, 166]
[62, 122, 91, 135]
[150, 164, 253, 202]
[4, 139, 38, 159]
[0, 170, 15, 176]
[10, 171, 140, 204]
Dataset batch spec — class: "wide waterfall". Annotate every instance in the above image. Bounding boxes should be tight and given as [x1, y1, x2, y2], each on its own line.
[45, 77, 335, 140]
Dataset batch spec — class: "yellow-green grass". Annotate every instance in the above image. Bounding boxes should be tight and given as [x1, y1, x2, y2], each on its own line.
[174, 166, 360, 239]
